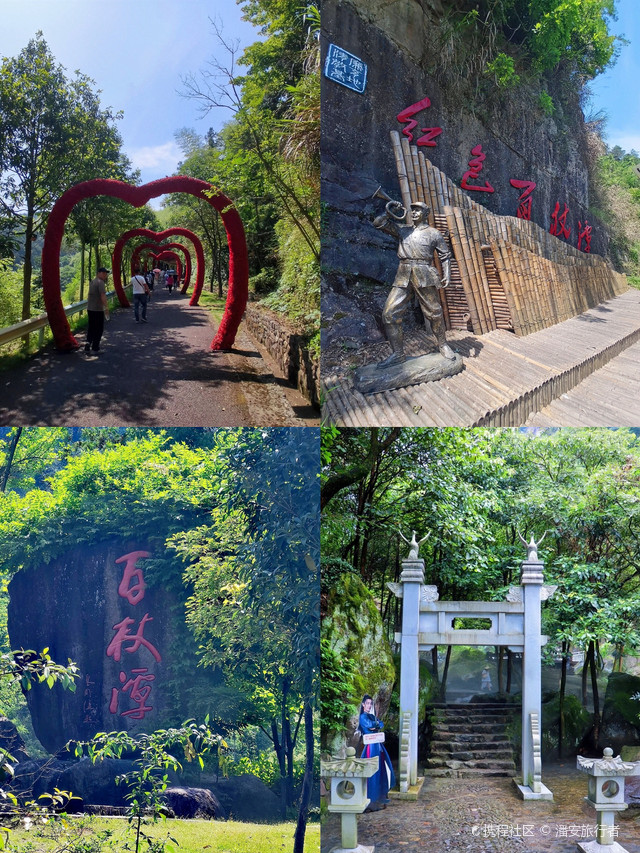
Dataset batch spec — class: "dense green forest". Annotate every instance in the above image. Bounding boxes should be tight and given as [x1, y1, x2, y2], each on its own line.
[596, 146, 640, 282]
[0, 427, 320, 853]
[321, 427, 640, 756]
[417, 1, 640, 279]
[0, 0, 319, 357]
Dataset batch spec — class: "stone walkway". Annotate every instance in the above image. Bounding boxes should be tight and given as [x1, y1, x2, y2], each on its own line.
[321, 764, 640, 852]
[0, 288, 317, 426]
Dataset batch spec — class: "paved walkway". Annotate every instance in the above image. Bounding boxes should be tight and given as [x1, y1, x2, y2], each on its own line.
[321, 289, 640, 427]
[0, 289, 317, 426]
[526, 338, 640, 425]
[321, 765, 640, 852]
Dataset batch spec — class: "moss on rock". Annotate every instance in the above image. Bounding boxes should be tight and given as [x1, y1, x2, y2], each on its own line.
[323, 571, 396, 750]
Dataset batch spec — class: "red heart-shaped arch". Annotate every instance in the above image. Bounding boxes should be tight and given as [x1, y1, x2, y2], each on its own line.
[149, 251, 183, 279]
[151, 250, 182, 280]
[42, 177, 247, 351]
[131, 242, 190, 288]
[113, 227, 205, 304]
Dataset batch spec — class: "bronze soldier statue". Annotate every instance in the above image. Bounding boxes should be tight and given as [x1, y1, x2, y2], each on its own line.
[373, 200, 454, 367]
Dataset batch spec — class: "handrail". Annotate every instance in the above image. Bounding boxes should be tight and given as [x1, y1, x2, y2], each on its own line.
[0, 287, 129, 349]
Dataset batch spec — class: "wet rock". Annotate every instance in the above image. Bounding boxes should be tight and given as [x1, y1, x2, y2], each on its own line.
[163, 786, 224, 819]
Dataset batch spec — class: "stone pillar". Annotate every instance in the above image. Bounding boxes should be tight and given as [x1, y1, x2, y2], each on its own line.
[399, 557, 424, 786]
[517, 548, 553, 800]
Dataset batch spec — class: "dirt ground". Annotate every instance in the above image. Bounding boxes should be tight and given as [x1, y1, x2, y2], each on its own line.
[321, 763, 640, 852]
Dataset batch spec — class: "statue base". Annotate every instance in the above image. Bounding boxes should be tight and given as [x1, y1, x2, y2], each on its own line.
[514, 781, 554, 801]
[577, 842, 629, 853]
[329, 847, 374, 853]
[353, 352, 463, 395]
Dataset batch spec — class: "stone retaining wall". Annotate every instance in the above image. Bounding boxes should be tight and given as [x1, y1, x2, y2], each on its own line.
[244, 304, 320, 407]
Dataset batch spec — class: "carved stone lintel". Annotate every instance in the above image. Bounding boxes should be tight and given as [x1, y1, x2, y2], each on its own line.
[507, 584, 557, 603]
[421, 585, 439, 603]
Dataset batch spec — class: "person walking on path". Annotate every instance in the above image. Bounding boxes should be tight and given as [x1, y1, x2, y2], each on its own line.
[85, 267, 110, 352]
[481, 666, 493, 692]
[131, 266, 151, 322]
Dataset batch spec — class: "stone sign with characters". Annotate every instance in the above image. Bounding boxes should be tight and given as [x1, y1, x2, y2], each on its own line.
[7, 542, 206, 753]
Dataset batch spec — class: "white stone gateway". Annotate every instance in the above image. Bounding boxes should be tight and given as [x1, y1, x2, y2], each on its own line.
[389, 533, 555, 800]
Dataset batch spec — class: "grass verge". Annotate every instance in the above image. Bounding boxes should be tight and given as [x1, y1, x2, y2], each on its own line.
[6, 815, 320, 853]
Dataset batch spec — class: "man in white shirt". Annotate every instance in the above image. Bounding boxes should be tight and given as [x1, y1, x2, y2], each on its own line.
[131, 266, 151, 323]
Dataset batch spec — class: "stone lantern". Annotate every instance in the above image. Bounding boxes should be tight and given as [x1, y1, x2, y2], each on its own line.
[321, 747, 379, 853]
[576, 747, 640, 852]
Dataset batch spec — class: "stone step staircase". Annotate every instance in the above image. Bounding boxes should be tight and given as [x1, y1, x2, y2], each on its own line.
[424, 702, 519, 778]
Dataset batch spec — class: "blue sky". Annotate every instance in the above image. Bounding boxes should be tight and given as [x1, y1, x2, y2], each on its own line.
[588, 0, 640, 153]
[1, 0, 259, 189]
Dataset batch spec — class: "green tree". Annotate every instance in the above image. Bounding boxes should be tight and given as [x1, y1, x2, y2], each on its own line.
[0, 34, 125, 325]
[169, 428, 319, 852]
[180, 3, 320, 342]
[167, 130, 239, 296]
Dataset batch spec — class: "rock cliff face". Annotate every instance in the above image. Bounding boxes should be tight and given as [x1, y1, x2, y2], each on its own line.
[322, 572, 396, 752]
[322, 0, 608, 352]
[7, 542, 198, 753]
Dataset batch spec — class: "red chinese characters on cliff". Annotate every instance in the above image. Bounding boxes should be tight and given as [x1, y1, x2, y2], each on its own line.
[106, 614, 161, 663]
[461, 145, 495, 193]
[510, 180, 537, 220]
[397, 96, 443, 147]
[549, 202, 571, 240]
[394, 101, 595, 247]
[107, 551, 160, 721]
[577, 220, 592, 253]
[116, 550, 148, 605]
[109, 668, 156, 720]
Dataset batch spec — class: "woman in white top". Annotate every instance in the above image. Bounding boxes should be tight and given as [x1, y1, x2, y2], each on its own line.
[131, 266, 151, 322]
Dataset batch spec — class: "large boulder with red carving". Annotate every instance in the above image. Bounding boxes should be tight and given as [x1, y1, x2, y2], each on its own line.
[7, 541, 217, 753]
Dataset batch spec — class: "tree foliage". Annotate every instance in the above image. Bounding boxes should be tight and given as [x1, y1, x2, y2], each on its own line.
[322, 427, 640, 751]
[0, 427, 319, 850]
[0, 33, 128, 322]
[438, 0, 620, 115]
[179, 1, 320, 342]
[168, 428, 319, 847]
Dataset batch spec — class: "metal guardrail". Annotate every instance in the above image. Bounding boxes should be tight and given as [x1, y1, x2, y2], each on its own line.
[0, 288, 129, 350]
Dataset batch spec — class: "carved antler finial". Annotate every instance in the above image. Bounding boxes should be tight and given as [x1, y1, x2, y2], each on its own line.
[518, 530, 549, 561]
[399, 529, 430, 559]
